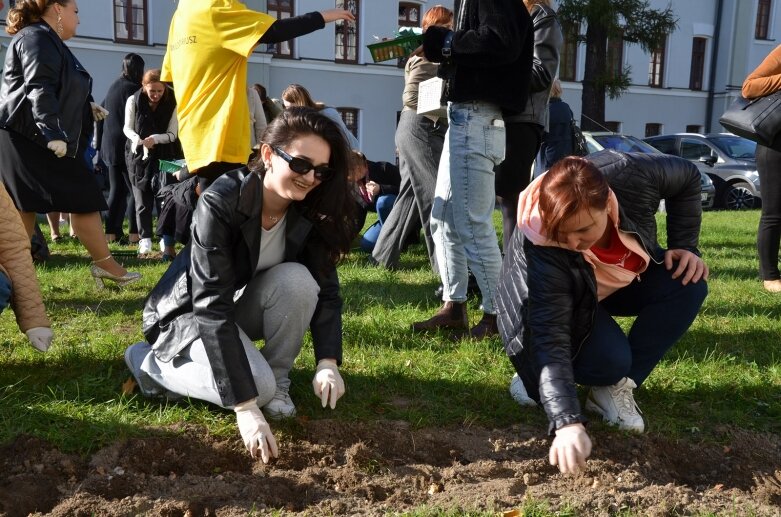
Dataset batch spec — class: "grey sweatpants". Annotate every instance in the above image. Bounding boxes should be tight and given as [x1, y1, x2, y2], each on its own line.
[139, 262, 320, 408]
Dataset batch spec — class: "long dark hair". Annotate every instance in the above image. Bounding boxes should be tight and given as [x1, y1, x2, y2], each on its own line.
[122, 53, 145, 85]
[250, 107, 355, 264]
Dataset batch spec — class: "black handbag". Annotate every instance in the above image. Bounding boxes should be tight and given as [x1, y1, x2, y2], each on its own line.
[719, 90, 781, 146]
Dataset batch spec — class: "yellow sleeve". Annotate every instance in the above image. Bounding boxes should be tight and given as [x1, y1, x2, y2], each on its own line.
[213, 5, 276, 57]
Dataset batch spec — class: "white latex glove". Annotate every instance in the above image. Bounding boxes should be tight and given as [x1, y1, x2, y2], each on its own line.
[90, 102, 109, 122]
[142, 146, 150, 161]
[25, 327, 53, 352]
[312, 359, 345, 409]
[234, 399, 278, 462]
[549, 423, 592, 474]
[130, 136, 142, 155]
[47, 140, 66, 158]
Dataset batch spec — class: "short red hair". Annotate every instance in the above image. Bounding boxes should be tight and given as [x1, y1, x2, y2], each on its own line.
[538, 157, 609, 243]
[422, 5, 453, 31]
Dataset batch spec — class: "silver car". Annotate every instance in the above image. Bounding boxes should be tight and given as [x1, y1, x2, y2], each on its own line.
[644, 133, 760, 210]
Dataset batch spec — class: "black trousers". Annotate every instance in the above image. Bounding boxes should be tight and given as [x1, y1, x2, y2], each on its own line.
[756, 143, 781, 280]
[105, 163, 137, 236]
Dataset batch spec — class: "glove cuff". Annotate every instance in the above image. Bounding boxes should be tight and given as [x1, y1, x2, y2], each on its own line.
[234, 398, 258, 412]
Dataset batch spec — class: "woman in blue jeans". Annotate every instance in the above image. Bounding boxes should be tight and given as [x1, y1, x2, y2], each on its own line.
[495, 151, 709, 475]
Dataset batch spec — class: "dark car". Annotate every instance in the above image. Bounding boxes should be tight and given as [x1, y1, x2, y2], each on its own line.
[643, 133, 759, 210]
[584, 132, 716, 210]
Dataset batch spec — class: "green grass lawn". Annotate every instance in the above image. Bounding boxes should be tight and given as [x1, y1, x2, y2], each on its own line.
[0, 209, 779, 454]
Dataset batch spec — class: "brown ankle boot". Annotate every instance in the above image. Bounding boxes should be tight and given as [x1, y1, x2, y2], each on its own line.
[411, 301, 468, 332]
[469, 313, 498, 340]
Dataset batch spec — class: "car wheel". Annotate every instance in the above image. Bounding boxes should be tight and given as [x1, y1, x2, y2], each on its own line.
[722, 181, 758, 210]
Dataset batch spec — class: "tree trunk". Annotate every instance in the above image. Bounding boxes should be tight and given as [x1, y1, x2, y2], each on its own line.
[581, 22, 608, 131]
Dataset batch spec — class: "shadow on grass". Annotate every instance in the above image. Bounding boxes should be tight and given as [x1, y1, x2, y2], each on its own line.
[672, 327, 781, 366]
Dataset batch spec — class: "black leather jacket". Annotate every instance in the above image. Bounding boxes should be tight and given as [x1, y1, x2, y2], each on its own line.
[142, 168, 343, 407]
[505, 4, 563, 127]
[0, 22, 92, 158]
[495, 151, 703, 434]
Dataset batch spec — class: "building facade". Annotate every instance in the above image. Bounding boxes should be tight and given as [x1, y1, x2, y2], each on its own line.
[556, 0, 781, 138]
[0, 0, 455, 163]
[0, 0, 777, 153]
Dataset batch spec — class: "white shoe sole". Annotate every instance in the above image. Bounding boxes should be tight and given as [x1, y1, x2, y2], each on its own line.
[585, 396, 644, 433]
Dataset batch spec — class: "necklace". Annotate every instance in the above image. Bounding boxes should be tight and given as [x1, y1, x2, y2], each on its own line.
[264, 214, 279, 223]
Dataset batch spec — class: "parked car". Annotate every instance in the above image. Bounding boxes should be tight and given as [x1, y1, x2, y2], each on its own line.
[643, 133, 759, 210]
[583, 132, 716, 210]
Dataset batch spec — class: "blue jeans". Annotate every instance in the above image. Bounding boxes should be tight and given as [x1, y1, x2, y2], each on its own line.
[431, 101, 505, 313]
[573, 260, 708, 387]
[0, 271, 10, 314]
[360, 194, 396, 252]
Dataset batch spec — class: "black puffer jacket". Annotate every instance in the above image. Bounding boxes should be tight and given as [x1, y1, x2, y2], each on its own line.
[495, 151, 703, 434]
[505, 3, 563, 127]
[142, 168, 343, 407]
[0, 22, 92, 158]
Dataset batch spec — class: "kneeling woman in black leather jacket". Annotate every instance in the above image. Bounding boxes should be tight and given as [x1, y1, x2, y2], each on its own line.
[496, 151, 709, 475]
[124, 107, 354, 462]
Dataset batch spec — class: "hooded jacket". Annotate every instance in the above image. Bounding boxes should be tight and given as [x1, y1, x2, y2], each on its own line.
[142, 168, 343, 407]
[495, 151, 703, 433]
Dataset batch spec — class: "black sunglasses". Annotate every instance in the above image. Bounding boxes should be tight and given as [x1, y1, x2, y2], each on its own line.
[271, 146, 335, 181]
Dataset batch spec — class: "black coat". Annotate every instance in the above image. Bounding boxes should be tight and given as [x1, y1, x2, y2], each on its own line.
[100, 76, 140, 166]
[0, 22, 92, 158]
[495, 151, 703, 434]
[422, 0, 533, 114]
[142, 168, 343, 407]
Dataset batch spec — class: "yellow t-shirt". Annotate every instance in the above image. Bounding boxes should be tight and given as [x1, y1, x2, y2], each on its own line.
[161, 1, 274, 171]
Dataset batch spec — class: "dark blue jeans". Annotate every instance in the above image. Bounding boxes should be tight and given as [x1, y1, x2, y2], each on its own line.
[360, 194, 397, 253]
[0, 271, 11, 314]
[573, 260, 708, 387]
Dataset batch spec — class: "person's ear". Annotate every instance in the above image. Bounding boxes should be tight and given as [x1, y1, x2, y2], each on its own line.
[260, 143, 273, 168]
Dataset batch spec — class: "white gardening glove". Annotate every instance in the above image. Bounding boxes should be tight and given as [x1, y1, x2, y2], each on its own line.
[47, 140, 67, 158]
[90, 102, 109, 122]
[130, 136, 142, 155]
[234, 398, 278, 462]
[25, 327, 53, 352]
[549, 423, 592, 474]
[312, 359, 345, 409]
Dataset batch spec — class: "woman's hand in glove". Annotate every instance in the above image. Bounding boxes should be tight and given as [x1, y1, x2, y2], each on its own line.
[25, 327, 53, 352]
[90, 102, 109, 122]
[234, 399, 278, 462]
[47, 140, 67, 158]
[549, 423, 592, 474]
[312, 359, 345, 409]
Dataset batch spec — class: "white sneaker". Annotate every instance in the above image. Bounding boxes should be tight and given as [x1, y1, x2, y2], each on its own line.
[585, 377, 645, 433]
[137, 238, 153, 255]
[509, 373, 536, 406]
[262, 387, 296, 420]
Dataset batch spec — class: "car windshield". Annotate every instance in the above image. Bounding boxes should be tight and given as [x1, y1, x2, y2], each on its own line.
[708, 136, 757, 159]
[592, 134, 661, 154]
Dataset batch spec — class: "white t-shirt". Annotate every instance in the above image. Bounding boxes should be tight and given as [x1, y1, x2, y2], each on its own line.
[255, 214, 287, 272]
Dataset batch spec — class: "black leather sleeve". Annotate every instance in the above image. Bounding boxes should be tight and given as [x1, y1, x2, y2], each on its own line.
[190, 185, 258, 407]
[299, 231, 344, 365]
[17, 30, 68, 143]
[528, 8, 563, 93]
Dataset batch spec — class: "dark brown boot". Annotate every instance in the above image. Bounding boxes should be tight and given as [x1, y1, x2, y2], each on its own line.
[411, 301, 468, 332]
[469, 313, 498, 340]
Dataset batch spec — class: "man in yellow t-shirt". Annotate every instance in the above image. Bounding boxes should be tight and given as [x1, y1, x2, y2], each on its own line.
[161, 1, 354, 189]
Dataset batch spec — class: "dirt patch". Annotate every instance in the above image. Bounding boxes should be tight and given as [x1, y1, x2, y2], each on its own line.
[1, 420, 779, 516]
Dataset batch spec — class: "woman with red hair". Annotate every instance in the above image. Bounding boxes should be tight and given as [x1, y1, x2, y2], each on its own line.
[495, 151, 709, 475]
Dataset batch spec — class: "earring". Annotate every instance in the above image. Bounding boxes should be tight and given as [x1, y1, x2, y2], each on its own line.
[56, 13, 63, 36]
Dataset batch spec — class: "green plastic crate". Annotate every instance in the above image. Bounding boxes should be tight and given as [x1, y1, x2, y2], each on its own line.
[159, 159, 186, 174]
[367, 32, 423, 62]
